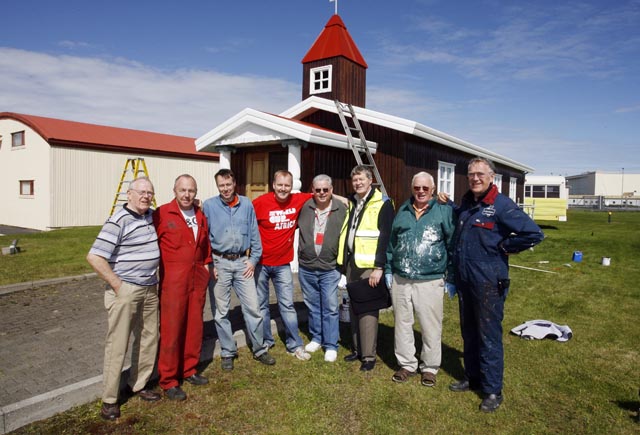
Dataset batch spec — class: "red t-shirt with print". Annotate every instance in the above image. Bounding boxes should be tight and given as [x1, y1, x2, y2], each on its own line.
[253, 192, 313, 266]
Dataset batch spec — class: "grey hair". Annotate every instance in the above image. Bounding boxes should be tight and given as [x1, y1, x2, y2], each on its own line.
[468, 156, 496, 174]
[129, 176, 154, 191]
[312, 174, 332, 186]
[350, 165, 372, 180]
[411, 171, 434, 187]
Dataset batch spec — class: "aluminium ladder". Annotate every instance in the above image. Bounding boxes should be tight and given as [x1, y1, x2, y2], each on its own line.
[334, 100, 388, 197]
[110, 157, 155, 215]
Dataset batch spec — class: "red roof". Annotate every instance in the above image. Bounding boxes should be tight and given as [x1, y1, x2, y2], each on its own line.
[302, 15, 368, 68]
[0, 112, 217, 160]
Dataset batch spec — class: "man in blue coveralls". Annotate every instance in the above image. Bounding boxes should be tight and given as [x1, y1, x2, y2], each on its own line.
[444, 157, 544, 413]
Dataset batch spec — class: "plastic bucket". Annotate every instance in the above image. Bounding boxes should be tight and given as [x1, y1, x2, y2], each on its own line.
[601, 257, 611, 266]
[572, 251, 583, 262]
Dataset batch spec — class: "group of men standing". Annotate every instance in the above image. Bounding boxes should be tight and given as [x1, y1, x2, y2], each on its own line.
[87, 155, 543, 421]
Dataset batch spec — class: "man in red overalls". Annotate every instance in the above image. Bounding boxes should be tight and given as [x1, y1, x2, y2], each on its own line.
[153, 174, 212, 401]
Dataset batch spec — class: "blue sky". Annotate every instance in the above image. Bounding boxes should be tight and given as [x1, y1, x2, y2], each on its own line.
[2, 0, 639, 175]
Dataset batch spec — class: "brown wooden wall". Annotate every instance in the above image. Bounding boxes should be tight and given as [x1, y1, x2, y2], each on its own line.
[300, 110, 528, 206]
[302, 57, 366, 107]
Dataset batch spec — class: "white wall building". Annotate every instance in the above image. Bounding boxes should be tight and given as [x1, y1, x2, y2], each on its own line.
[1, 112, 219, 230]
[566, 171, 640, 197]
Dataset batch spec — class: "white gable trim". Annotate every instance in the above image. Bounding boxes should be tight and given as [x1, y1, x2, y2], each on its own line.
[281, 97, 534, 173]
[195, 108, 377, 153]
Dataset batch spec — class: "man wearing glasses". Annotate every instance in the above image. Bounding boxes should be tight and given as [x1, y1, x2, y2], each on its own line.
[152, 174, 212, 401]
[297, 175, 347, 362]
[87, 176, 161, 420]
[443, 157, 544, 412]
[385, 172, 455, 387]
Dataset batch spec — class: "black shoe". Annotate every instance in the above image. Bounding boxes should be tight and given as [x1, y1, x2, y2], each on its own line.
[479, 393, 503, 413]
[184, 373, 209, 385]
[448, 379, 480, 393]
[165, 386, 187, 401]
[221, 357, 235, 371]
[360, 360, 376, 371]
[254, 351, 276, 365]
[343, 352, 360, 362]
[100, 402, 120, 420]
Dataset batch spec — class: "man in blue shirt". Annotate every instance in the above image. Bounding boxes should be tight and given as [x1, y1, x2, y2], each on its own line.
[444, 157, 544, 413]
[202, 169, 275, 371]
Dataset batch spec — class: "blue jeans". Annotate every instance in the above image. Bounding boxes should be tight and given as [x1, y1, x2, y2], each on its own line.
[298, 266, 341, 351]
[255, 264, 303, 352]
[209, 257, 268, 358]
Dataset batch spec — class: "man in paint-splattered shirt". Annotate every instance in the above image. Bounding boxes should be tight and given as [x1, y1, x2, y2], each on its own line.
[385, 171, 455, 388]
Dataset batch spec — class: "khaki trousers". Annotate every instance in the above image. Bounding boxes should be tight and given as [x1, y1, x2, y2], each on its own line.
[102, 281, 159, 404]
[391, 275, 443, 374]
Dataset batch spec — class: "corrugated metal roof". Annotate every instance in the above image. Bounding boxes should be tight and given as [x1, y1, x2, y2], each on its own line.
[301, 14, 368, 68]
[0, 112, 217, 159]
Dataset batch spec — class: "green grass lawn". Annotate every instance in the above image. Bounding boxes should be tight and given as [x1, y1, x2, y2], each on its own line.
[0, 226, 99, 286]
[5, 210, 640, 434]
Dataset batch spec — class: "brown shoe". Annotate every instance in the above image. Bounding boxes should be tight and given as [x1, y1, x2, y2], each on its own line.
[421, 371, 436, 387]
[391, 368, 417, 383]
[136, 388, 162, 402]
[100, 402, 120, 421]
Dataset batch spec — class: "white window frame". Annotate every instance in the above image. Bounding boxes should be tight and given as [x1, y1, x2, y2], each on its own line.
[438, 161, 455, 197]
[493, 173, 503, 193]
[309, 65, 332, 95]
[20, 180, 34, 197]
[509, 177, 517, 201]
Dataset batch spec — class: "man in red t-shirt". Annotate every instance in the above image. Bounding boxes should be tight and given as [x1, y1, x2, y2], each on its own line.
[253, 170, 314, 360]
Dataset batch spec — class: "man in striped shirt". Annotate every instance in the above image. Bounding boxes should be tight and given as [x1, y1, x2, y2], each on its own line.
[87, 176, 161, 421]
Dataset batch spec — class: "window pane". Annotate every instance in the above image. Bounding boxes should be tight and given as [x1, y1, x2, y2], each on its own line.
[532, 185, 545, 198]
[547, 185, 560, 198]
[12, 131, 25, 147]
[20, 180, 34, 195]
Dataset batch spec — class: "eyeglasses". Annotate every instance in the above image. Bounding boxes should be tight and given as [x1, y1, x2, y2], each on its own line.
[413, 186, 431, 192]
[314, 188, 330, 193]
[130, 189, 155, 197]
[467, 172, 491, 179]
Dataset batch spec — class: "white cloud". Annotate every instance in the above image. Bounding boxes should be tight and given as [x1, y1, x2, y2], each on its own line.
[0, 47, 299, 137]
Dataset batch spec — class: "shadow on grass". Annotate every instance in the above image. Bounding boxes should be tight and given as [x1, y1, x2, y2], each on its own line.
[613, 399, 640, 423]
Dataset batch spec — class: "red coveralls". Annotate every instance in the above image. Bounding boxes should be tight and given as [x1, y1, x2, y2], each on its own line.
[153, 199, 212, 390]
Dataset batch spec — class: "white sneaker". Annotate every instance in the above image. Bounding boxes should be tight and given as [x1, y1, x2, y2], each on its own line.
[324, 349, 337, 362]
[288, 347, 311, 361]
[305, 341, 322, 353]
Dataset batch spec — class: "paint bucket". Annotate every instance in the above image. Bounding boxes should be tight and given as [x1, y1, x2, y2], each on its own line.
[572, 251, 583, 262]
[601, 257, 611, 266]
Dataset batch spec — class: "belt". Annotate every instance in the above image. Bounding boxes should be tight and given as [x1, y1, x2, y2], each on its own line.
[213, 250, 249, 260]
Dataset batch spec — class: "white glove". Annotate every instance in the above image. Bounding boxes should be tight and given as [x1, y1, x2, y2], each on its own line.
[338, 274, 347, 290]
[444, 282, 457, 299]
[385, 273, 393, 290]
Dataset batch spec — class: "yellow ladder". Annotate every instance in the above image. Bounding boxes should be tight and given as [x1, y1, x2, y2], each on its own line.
[110, 158, 155, 215]
[334, 100, 388, 197]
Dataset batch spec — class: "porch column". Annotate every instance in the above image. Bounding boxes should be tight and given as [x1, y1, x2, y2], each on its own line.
[216, 146, 236, 169]
[283, 139, 304, 192]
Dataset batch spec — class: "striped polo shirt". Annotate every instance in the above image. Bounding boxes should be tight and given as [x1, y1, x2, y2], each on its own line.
[89, 205, 160, 286]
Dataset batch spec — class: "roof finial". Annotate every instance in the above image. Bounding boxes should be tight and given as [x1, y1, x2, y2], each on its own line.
[329, 0, 338, 15]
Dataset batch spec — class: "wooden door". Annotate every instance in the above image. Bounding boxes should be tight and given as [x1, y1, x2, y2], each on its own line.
[246, 152, 269, 200]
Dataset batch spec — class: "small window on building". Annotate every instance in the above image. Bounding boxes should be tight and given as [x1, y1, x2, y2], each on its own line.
[12, 131, 25, 148]
[546, 185, 560, 198]
[309, 65, 332, 94]
[509, 177, 517, 201]
[20, 180, 34, 196]
[438, 161, 455, 197]
[532, 185, 546, 198]
[494, 174, 503, 193]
